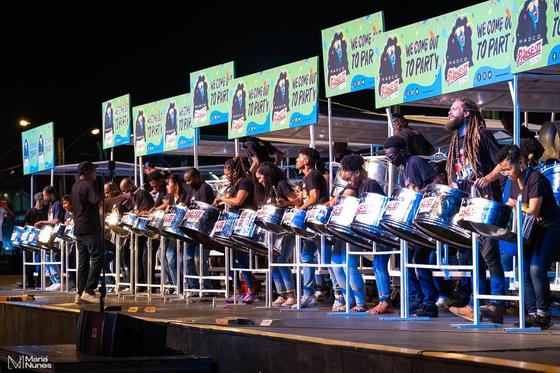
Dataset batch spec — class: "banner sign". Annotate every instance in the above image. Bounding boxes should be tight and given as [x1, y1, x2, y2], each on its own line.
[102, 94, 131, 149]
[22, 122, 55, 175]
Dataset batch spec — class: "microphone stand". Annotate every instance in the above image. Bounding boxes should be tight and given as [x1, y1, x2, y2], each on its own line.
[99, 160, 116, 313]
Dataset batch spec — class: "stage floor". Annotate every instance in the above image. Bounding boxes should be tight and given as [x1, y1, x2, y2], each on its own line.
[1, 281, 560, 372]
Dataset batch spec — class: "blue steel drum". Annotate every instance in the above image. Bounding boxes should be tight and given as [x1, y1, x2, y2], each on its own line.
[351, 192, 399, 248]
[162, 205, 192, 242]
[326, 195, 374, 250]
[147, 209, 166, 234]
[281, 208, 316, 239]
[37, 225, 61, 250]
[22, 226, 42, 250]
[305, 205, 332, 236]
[541, 163, 560, 207]
[413, 184, 471, 249]
[231, 209, 270, 256]
[10, 226, 25, 248]
[132, 215, 159, 239]
[255, 205, 288, 234]
[456, 197, 513, 239]
[120, 213, 139, 229]
[180, 200, 221, 249]
[63, 224, 76, 241]
[211, 211, 239, 249]
[381, 186, 436, 249]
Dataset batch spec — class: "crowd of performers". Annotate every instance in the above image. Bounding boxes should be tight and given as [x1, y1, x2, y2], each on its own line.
[20, 98, 560, 329]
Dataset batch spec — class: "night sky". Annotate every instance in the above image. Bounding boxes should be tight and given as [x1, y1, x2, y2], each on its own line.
[0, 1, 483, 188]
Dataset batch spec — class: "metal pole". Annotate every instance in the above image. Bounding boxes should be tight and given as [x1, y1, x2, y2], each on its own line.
[50, 169, 54, 186]
[516, 196, 526, 328]
[309, 125, 315, 149]
[512, 76, 520, 146]
[30, 175, 34, 208]
[139, 156, 144, 188]
[193, 128, 199, 168]
[386, 108, 394, 198]
[328, 98, 333, 192]
[110, 148, 114, 161]
[234, 139, 239, 157]
[134, 156, 138, 186]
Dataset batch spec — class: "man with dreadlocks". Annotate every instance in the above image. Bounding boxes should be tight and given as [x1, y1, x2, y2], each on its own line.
[446, 97, 507, 323]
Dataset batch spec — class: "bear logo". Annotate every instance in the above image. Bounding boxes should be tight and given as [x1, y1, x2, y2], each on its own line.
[135, 109, 146, 151]
[104, 101, 114, 146]
[165, 101, 177, 148]
[230, 83, 246, 133]
[272, 71, 289, 126]
[444, 16, 473, 86]
[193, 74, 209, 122]
[327, 32, 350, 89]
[514, 0, 548, 67]
[378, 36, 403, 100]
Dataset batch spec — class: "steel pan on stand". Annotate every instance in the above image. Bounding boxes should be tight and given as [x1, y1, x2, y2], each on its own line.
[162, 205, 192, 242]
[413, 184, 471, 249]
[231, 209, 270, 256]
[305, 205, 332, 236]
[281, 208, 316, 239]
[180, 201, 221, 249]
[255, 204, 287, 235]
[326, 195, 374, 250]
[456, 197, 513, 239]
[381, 186, 436, 249]
[105, 211, 130, 237]
[351, 192, 399, 248]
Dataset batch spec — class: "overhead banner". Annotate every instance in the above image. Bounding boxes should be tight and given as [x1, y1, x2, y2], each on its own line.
[512, 0, 560, 73]
[190, 62, 235, 127]
[228, 57, 318, 139]
[322, 12, 384, 97]
[102, 94, 131, 149]
[374, 16, 444, 107]
[22, 122, 55, 175]
[134, 94, 197, 157]
[441, 0, 514, 95]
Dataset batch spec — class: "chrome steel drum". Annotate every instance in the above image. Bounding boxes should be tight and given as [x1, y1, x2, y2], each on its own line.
[351, 192, 399, 248]
[211, 211, 239, 248]
[180, 201, 221, 248]
[147, 209, 166, 234]
[541, 163, 560, 206]
[105, 211, 129, 237]
[330, 173, 348, 197]
[162, 205, 192, 242]
[365, 157, 398, 195]
[22, 226, 42, 250]
[37, 225, 59, 250]
[10, 226, 25, 247]
[231, 209, 270, 256]
[51, 223, 66, 239]
[281, 208, 316, 239]
[498, 212, 535, 243]
[456, 198, 513, 239]
[63, 224, 76, 241]
[381, 187, 436, 249]
[132, 215, 159, 239]
[255, 204, 287, 234]
[305, 205, 332, 235]
[120, 213, 138, 229]
[413, 184, 471, 249]
[326, 195, 374, 250]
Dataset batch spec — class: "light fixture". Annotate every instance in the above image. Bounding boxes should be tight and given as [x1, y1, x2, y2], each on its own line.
[19, 120, 30, 127]
[91, 128, 100, 135]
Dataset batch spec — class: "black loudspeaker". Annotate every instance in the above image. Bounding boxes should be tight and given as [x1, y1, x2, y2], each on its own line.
[76, 309, 167, 357]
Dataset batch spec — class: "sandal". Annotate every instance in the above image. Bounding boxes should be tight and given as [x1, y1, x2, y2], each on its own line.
[351, 305, 368, 313]
[368, 300, 393, 315]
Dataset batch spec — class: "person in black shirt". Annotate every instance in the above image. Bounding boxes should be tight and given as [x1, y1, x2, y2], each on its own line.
[71, 161, 102, 304]
[445, 97, 506, 323]
[21, 193, 48, 288]
[183, 167, 215, 205]
[255, 162, 299, 307]
[148, 171, 167, 208]
[498, 145, 560, 329]
[182, 168, 215, 295]
[242, 136, 285, 174]
[392, 113, 434, 156]
[215, 157, 258, 304]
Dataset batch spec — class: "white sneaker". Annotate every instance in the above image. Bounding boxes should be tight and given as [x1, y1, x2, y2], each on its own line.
[272, 295, 286, 307]
[436, 296, 450, 309]
[47, 283, 62, 291]
[81, 293, 99, 304]
[74, 294, 83, 304]
[291, 294, 318, 309]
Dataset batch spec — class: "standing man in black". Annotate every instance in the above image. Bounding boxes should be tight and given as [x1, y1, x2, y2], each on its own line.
[72, 161, 102, 304]
[392, 113, 434, 156]
[241, 136, 285, 174]
[20, 193, 48, 288]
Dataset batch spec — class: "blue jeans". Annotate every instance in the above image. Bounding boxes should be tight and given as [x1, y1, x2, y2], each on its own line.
[301, 239, 317, 295]
[406, 247, 424, 305]
[45, 252, 60, 284]
[428, 250, 449, 298]
[315, 241, 333, 292]
[272, 235, 294, 294]
[413, 246, 438, 307]
[373, 248, 391, 302]
[331, 239, 366, 306]
[524, 228, 559, 314]
[230, 251, 252, 289]
[183, 242, 212, 290]
[76, 233, 103, 295]
[164, 240, 178, 286]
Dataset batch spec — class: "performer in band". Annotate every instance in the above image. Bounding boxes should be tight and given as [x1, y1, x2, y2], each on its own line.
[498, 144, 560, 329]
[293, 147, 330, 308]
[183, 167, 215, 295]
[384, 136, 441, 317]
[214, 157, 258, 304]
[71, 161, 102, 304]
[21, 193, 48, 289]
[445, 97, 507, 323]
[255, 162, 299, 307]
[241, 136, 285, 174]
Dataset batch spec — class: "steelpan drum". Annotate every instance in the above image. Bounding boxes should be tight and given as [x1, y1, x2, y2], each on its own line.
[456, 198, 513, 239]
[22, 226, 42, 250]
[413, 184, 471, 249]
[162, 205, 192, 242]
[381, 186, 436, 249]
[351, 192, 399, 248]
[330, 172, 348, 198]
[326, 195, 374, 250]
[541, 162, 560, 206]
[305, 204, 332, 236]
[10, 226, 25, 247]
[255, 204, 287, 234]
[38, 225, 59, 250]
[281, 208, 316, 239]
[105, 211, 129, 237]
[365, 157, 399, 195]
[120, 213, 138, 229]
[180, 201, 221, 248]
[132, 215, 159, 239]
[497, 212, 536, 243]
[147, 209, 166, 235]
[63, 224, 76, 242]
[211, 211, 239, 249]
[231, 209, 270, 256]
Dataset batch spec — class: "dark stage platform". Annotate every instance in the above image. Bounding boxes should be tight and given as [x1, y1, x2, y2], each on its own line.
[1, 286, 560, 372]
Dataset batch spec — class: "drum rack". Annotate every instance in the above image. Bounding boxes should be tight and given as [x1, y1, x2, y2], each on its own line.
[228, 242, 270, 307]
[183, 243, 228, 302]
[61, 239, 78, 292]
[21, 242, 64, 292]
[116, 232, 137, 299]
